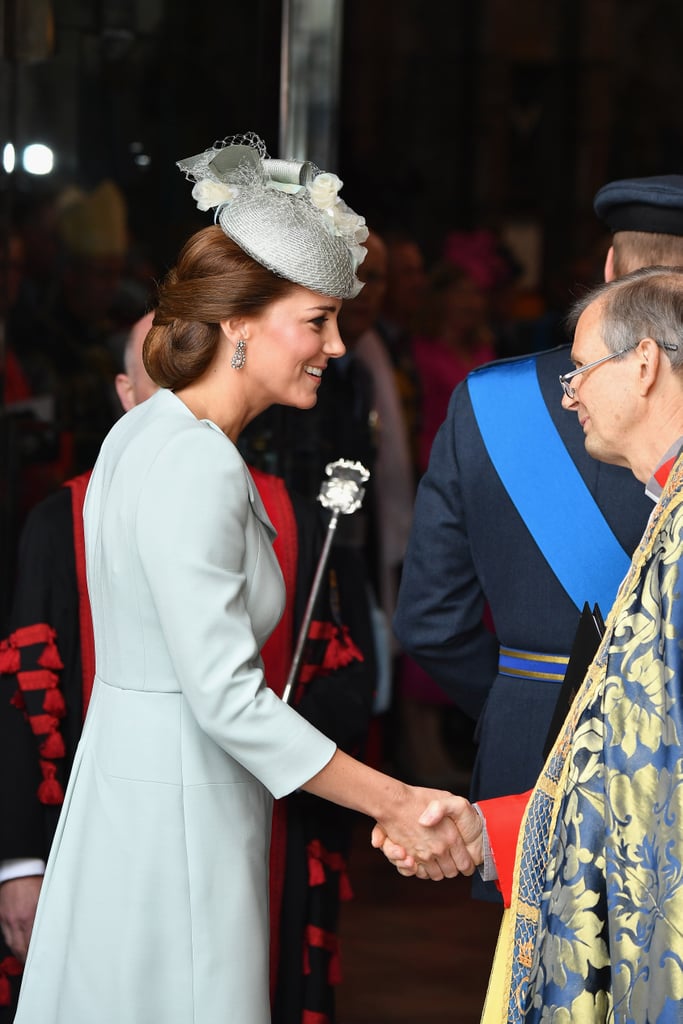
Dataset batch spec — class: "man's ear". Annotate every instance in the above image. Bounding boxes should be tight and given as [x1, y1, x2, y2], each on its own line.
[115, 373, 135, 412]
[637, 337, 662, 395]
[603, 245, 616, 283]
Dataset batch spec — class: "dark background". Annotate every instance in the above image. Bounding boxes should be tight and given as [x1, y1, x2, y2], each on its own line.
[3, 0, 683, 286]
[2, 0, 683, 614]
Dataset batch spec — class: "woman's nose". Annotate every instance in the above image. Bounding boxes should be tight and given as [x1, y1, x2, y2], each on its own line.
[325, 323, 346, 358]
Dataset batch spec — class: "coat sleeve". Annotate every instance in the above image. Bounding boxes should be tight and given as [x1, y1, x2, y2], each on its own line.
[135, 427, 336, 799]
[393, 383, 499, 720]
[477, 790, 532, 907]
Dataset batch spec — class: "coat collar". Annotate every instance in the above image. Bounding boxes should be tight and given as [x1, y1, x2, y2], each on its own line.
[154, 390, 277, 539]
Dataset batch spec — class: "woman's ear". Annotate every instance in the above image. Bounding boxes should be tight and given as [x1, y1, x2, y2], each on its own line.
[219, 317, 249, 343]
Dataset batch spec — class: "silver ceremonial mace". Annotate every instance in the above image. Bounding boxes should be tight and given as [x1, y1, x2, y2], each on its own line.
[281, 458, 370, 705]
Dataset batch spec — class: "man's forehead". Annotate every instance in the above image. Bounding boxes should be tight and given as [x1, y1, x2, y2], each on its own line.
[572, 299, 607, 356]
[577, 298, 607, 334]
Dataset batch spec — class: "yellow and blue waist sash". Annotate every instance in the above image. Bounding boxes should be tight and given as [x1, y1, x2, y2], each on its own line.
[498, 645, 569, 683]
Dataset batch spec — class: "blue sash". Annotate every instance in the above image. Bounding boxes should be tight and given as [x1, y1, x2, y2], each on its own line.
[468, 357, 631, 612]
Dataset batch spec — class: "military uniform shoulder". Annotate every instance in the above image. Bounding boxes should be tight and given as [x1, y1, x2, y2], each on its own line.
[465, 344, 571, 387]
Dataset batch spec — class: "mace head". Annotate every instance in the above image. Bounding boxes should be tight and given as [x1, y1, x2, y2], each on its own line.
[318, 459, 370, 516]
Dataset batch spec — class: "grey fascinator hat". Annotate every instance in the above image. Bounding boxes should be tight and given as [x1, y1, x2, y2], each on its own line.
[177, 132, 368, 299]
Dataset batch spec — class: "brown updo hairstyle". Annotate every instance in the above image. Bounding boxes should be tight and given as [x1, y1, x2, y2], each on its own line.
[144, 226, 298, 390]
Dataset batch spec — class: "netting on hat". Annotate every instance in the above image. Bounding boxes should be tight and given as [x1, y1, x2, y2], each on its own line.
[176, 133, 367, 299]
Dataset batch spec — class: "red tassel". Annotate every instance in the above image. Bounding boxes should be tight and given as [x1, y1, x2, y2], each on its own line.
[38, 776, 65, 805]
[321, 632, 352, 669]
[305, 925, 337, 952]
[307, 840, 347, 871]
[11, 624, 56, 648]
[43, 688, 66, 716]
[10, 690, 25, 711]
[39, 730, 65, 759]
[308, 857, 326, 887]
[297, 664, 317, 684]
[37, 761, 65, 805]
[307, 840, 326, 886]
[321, 849, 345, 872]
[17, 669, 58, 692]
[302, 1012, 332, 1024]
[339, 871, 354, 901]
[304, 925, 342, 985]
[0, 956, 22, 1007]
[322, 625, 364, 670]
[0, 641, 20, 674]
[28, 713, 56, 736]
[327, 946, 342, 986]
[308, 621, 334, 641]
[37, 641, 64, 670]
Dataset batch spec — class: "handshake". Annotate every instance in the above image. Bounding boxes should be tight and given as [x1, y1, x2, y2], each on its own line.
[370, 788, 485, 882]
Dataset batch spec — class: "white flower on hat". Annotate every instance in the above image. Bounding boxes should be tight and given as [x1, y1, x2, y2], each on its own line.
[192, 178, 237, 212]
[348, 242, 368, 272]
[331, 204, 369, 245]
[308, 172, 342, 210]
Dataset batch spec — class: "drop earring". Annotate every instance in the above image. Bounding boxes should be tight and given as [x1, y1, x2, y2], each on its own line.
[231, 338, 246, 370]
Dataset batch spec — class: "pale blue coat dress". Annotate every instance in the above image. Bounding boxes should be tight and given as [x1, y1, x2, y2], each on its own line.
[14, 388, 336, 1024]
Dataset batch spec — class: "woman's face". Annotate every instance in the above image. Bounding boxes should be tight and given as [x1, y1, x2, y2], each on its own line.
[242, 285, 345, 410]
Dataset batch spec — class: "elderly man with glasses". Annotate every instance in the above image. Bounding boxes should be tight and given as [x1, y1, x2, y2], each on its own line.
[382, 264, 683, 1024]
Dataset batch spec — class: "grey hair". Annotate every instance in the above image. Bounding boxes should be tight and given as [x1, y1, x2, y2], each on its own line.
[567, 265, 683, 371]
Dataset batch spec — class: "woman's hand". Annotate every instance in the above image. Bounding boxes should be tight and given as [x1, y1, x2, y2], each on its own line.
[301, 750, 482, 880]
[371, 792, 484, 880]
[371, 787, 483, 880]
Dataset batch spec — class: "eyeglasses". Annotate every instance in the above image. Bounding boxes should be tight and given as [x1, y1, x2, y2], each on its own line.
[559, 339, 678, 399]
[558, 350, 629, 398]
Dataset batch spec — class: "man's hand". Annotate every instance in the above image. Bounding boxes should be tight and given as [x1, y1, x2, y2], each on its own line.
[372, 793, 484, 879]
[0, 876, 43, 961]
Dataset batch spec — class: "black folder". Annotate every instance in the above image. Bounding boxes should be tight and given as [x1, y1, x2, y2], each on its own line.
[542, 601, 605, 760]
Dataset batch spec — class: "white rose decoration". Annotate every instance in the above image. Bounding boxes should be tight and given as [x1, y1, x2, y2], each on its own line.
[192, 178, 236, 212]
[348, 242, 368, 271]
[308, 172, 342, 210]
[331, 204, 369, 244]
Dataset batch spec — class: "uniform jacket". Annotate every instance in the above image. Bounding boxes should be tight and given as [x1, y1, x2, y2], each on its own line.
[394, 346, 652, 806]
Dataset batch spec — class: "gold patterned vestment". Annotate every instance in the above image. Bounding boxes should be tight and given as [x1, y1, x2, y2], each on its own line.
[484, 454, 683, 1024]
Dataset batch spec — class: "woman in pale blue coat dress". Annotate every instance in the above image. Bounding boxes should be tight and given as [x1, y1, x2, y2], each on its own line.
[13, 134, 478, 1024]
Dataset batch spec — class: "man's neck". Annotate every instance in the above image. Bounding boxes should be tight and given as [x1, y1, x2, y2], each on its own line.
[645, 436, 683, 502]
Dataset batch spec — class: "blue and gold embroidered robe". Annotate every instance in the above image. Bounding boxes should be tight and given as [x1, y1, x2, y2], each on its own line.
[486, 454, 683, 1024]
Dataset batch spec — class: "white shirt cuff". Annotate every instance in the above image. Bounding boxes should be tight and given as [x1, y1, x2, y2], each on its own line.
[0, 858, 46, 884]
[473, 803, 498, 882]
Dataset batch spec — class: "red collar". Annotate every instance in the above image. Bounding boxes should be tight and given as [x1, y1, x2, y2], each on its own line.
[654, 455, 678, 489]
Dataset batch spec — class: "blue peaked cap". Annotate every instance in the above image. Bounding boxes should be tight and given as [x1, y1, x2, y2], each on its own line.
[594, 174, 683, 235]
